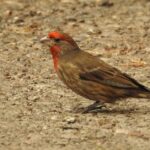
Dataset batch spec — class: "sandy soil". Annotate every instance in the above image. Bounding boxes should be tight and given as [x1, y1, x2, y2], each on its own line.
[0, 0, 150, 149]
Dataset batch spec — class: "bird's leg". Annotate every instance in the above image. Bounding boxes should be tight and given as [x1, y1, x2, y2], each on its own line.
[82, 101, 106, 113]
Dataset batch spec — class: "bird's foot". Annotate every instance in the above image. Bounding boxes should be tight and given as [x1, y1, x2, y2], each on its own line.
[82, 103, 106, 114]
[74, 101, 106, 114]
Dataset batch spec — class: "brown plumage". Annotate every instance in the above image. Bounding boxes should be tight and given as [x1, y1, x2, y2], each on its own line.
[40, 31, 150, 113]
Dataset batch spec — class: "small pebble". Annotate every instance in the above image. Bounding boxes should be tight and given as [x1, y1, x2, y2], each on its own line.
[64, 116, 76, 124]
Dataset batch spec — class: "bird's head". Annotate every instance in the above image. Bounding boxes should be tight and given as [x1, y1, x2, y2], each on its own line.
[40, 31, 79, 70]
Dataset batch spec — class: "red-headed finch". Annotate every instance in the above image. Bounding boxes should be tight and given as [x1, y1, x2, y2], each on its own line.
[40, 31, 150, 113]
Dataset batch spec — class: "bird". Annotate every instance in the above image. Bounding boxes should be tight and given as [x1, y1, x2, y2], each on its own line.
[40, 31, 150, 113]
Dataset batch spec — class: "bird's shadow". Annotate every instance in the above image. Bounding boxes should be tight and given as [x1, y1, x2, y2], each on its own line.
[73, 106, 150, 115]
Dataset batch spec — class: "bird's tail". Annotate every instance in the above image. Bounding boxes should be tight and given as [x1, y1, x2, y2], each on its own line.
[130, 85, 150, 99]
[128, 84, 150, 99]
[136, 91, 150, 99]
[124, 74, 150, 99]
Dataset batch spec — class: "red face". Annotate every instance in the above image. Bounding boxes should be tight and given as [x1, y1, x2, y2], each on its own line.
[41, 31, 78, 71]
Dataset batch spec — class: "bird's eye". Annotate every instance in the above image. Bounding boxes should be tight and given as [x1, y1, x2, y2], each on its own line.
[54, 38, 61, 42]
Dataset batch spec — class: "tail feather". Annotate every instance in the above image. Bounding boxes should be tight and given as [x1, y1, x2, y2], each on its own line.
[128, 84, 150, 99]
[127, 74, 150, 98]
[137, 91, 150, 99]
[130, 87, 150, 99]
[138, 83, 150, 98]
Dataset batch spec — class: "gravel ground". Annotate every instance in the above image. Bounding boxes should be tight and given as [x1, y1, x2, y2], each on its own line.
[0, 0, 150, 150]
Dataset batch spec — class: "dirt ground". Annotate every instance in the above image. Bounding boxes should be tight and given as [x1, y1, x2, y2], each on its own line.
[0, 0, 150, 150]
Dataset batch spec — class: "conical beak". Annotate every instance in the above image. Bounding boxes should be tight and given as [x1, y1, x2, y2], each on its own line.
[40, 36, 55, 47]
[40, 36, 50, 43]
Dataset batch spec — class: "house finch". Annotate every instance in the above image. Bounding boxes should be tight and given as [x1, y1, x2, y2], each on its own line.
[40, 31, 150, 113]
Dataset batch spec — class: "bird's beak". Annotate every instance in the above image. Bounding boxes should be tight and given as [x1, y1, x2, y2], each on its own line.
[40, 36, 50, 43]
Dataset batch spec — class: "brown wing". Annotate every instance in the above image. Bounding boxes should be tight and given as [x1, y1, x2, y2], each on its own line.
[79, 57, 148, 90]
[61, 50, 149, 91]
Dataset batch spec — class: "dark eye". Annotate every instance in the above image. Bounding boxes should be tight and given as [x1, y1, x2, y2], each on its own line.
[54, 38, 61, 42]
